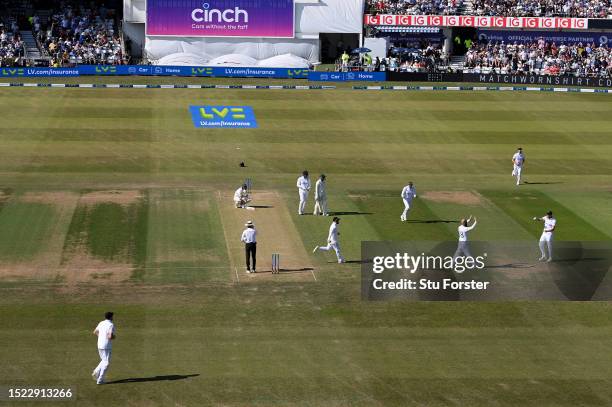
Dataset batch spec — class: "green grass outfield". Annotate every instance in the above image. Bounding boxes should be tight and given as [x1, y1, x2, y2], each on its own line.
[0, 80, 611, 406]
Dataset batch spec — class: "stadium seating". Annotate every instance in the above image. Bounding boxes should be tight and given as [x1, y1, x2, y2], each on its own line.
[42, 2, 125, 66]
[0, 25, 24, 67]
[463, 40, 611, 76]
[366, 0, 611, 18]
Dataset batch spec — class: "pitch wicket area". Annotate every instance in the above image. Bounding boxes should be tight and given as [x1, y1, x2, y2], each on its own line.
[216, 190, 315, 281]
[0, 191, 79, 282]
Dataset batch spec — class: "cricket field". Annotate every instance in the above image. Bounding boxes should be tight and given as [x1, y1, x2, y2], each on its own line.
[0, 78, 611, 406]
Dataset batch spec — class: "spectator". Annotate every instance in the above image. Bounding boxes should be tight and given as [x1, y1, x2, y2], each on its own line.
[464, 39, 611, 77]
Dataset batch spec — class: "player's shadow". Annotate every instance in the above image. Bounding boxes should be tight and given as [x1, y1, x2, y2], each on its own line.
[249, 205, 273, 208]
[328, 211, 373, 216]
[523, 181, 564, 185]
[405, 219, 456, 224]
[105, 374, 199, 384]
[277, 267, 314, 273]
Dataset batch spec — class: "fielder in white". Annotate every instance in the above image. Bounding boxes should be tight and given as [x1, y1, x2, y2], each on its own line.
[296, 170, 310, 215]
[313, 174, 328, 216]
[512, 147, 525, 186]
[454, 215, 477, 259]
[233, 184, 251, 208]
[313, 217, 345, 263]
[400, 182, 417, 222]
[534, 210, 556, 262]
[92, 311, 116, 385]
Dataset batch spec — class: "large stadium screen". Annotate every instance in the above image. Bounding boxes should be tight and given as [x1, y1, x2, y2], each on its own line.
[146, 0, 295, 38]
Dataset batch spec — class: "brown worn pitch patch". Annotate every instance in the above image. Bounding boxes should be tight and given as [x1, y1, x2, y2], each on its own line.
[20, 191, 79, 205]
[80, 190, 142, 205]
[58, 254, 133, 284]
[422, 191, 483, 206]
[217, 190, 314, 282]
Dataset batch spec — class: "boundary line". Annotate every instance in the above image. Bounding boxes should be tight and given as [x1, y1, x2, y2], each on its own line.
[0, 82, 336, 90]
[1, 82, 609, 93]
[352, 85, 611, 93]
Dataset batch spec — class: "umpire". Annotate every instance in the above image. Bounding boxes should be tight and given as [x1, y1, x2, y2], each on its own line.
[241, 220, 257, 273]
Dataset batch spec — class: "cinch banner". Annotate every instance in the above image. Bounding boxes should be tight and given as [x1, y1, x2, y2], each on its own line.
[477, 30, 609, 45]
[364, 14, 588, 30]
[146, 0, 295, 38]
[189, 105, 258, 128]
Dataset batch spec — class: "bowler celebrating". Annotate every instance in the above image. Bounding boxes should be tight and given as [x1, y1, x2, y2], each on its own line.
[313, 217, 345, 263]
[400, 182, 417, 222]
[313, 174, 328, 216]
[534, 210, 556, 262]
[296, 170, 311, 215]
[512, 147, 525, 186]
[454, 215, 477, 259]
[92, 311, 116, 385]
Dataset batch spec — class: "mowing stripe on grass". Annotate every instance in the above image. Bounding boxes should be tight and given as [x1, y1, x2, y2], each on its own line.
[480, 189, 610, 241]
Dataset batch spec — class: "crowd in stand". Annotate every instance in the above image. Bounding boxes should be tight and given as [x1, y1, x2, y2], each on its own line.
[41, 2, 125, 66]
[464, 40, 611, 76]
[337, 42, 447, 72]
[0, 25, 24, 67]
[366, 0, 462, 15]
[471, 0, 611, 18]
[366, 0, 610, 17]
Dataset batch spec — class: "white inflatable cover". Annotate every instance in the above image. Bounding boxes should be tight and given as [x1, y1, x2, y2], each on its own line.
[256, 54, 309, 68]
[145, 37, 319, 64]
[208, 54, 258, 66]
[153, 52, 311, 68]
[156, 52, 209, 66]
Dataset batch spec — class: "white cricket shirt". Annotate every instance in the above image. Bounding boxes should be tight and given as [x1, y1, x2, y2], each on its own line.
[96, 320, 115, 350]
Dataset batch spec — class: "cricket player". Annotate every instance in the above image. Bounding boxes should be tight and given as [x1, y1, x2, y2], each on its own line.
[400, 182, 417, 222]
[313, 174, 328, 216]
[534, 210, 556, 262]
[241, 220, 257, 273]
[296, 170, 310, 215]
[313, 217, 345, 263]
[454, 215, 477, 259]
[233, 184, 251, 208]
[92, 311, 116, 385]
[512, 148, 525, 186]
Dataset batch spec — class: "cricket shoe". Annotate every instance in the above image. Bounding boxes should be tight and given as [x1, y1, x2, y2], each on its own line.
[538, 256, 547, 261]
[246, 269, 251, 274]
[338, 259, 346, 264]
[92, 370, 98, 380]
[312, 246, 319, 253]
[96, 380, 104, 385]
[546, 258, 553, 263]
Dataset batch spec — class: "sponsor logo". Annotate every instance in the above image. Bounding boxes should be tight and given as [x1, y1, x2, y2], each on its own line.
[287, 69, 308, 78]
[191, 3, 249, 23]
[191, 67, 214, 76]
[0, 68, 24, 76]
[189, 105, 257, 128]
[95, 66, 117, 74]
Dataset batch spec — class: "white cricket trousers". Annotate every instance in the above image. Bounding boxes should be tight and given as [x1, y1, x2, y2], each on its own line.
[512, 165, 522, 184]
[453, 241, 472, 261]
[298, 190, 309, 214]
[317, 242, 344, 263]
[314, 198, 327, 215]
[401, 198, 412, 221]
[539, 232, 553, 259]
[93, 348, 111, 383]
